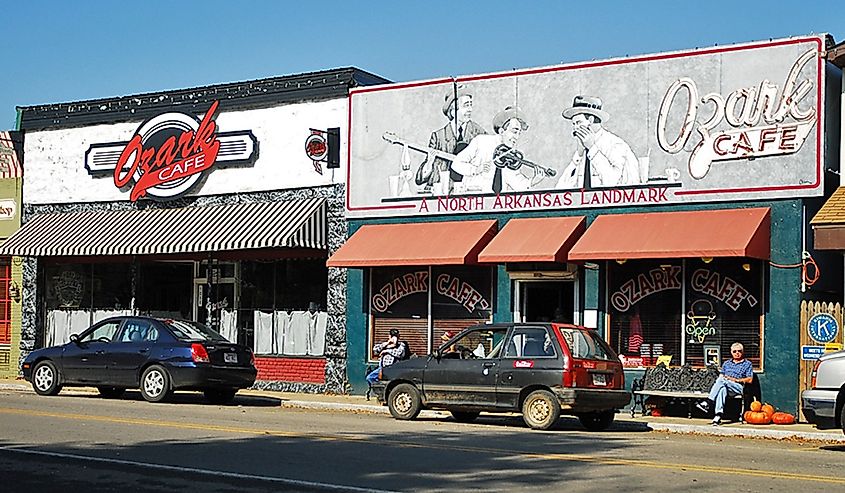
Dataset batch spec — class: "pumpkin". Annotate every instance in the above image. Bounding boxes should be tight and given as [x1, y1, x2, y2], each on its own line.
[761, 403, 775, 418]
[771, 412, 796, 425]
[749, 400, 762, 412]
[744, 410, 772, 425]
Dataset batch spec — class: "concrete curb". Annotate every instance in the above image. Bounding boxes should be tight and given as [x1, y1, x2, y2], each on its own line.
[643, 421, 845, 442]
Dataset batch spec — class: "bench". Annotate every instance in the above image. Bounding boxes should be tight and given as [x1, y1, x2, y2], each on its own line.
[631, 364, 757, 421]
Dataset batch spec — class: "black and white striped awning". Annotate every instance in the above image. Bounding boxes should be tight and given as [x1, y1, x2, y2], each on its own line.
[0, 198, 327, 257]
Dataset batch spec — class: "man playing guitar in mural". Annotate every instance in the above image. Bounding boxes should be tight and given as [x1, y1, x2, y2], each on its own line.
[450, 106, 554, 194]
[414, 85, 486, 193]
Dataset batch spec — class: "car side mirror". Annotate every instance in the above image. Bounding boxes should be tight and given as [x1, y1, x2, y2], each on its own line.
[69, 334, 80, 344]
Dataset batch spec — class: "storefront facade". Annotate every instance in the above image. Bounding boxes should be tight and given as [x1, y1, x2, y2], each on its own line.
[6, 68, 390, 392]
[0, 131, 23, 378]
[330, 35, 843, 413]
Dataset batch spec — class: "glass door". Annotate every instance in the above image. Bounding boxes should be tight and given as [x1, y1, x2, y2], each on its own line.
[515, 280, 576, 324]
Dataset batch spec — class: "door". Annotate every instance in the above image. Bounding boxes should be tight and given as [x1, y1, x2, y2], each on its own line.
[194, 260, 238, 343]
[516, 281, 576, 324]
[497, 325, 561, 408]
[61, 319, 123, 384]
[422, 327, 508, 407]
[107, 318, 159, 386]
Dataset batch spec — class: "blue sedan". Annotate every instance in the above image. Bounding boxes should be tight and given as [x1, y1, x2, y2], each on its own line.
[22, 316, 257, 403]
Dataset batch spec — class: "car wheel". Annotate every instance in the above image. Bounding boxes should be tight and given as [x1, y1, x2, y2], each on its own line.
[97, 386, 126, 399]
[522, 389, 560, 430]
[450, 410, 480, 423]
[204, 389, 237, 404]
[32, 361, 62, 396]
[578, 410, 616, 431]
[140, 365, 172, 403]
[388, 383, 422, 420]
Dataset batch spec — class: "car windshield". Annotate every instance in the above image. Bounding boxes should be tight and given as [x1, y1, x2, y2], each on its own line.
[559, 328, 616, 361]
[162, 320, 227, 342]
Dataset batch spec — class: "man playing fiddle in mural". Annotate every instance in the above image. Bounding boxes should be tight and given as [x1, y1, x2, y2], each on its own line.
[450, 106, 550, 194]
[556, 96, 642, 189]
[415, 85, 487, 193]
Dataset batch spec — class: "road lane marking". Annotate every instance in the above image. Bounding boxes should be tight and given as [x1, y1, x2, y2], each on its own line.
[0, 445, 397, 493]
[1, 406, 842, 485]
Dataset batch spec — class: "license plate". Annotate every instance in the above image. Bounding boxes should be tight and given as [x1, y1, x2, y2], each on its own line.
[224, 353, 238, 363]
[592, 373, 607, 386]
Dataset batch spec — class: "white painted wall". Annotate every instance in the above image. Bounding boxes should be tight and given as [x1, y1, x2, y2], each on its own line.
[24, 98, 347, 204]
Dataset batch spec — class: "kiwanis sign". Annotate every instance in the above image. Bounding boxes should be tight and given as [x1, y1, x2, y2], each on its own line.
[85, 101, 257, 201]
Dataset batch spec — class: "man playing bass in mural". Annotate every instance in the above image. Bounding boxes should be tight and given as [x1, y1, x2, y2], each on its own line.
[415, 85, 487, 193]
[556, 96, 642, 189]
[450, 106, 552, 194]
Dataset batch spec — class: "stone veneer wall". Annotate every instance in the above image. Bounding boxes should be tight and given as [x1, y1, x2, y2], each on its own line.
[18, 183, 349, 394]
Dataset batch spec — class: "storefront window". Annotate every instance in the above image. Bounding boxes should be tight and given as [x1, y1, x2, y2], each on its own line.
[240, 259, 328, 357]
[368, 266, 493, 361]
[0, 258, 10, 346]
[43, 262, 132, 346]
[608, 259, 763, 369]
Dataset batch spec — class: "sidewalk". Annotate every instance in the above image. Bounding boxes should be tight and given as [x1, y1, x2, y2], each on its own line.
[3, 378, 843, 442]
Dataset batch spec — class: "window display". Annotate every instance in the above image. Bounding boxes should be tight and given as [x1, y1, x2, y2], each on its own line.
[608, 259, 763, 369]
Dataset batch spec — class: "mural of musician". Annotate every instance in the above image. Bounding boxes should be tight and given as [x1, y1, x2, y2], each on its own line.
[450, 106, 549, 194]
[415, 85, 487, 193]
[556, 96, 642, 189]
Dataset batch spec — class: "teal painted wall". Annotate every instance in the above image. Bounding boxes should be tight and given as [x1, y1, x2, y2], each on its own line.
[344, 200, 807, 413]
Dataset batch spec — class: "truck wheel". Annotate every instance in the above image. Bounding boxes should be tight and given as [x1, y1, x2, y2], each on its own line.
[32, 361, 62, 396]
[388, 383, 422, 420]
[450, 410, 480, 423]
[522, 390, 560, 430]
[578, 410, 616, 431]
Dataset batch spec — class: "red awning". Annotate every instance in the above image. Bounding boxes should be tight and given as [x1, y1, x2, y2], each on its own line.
[477, 216, 586, 263]
[326, 219, 498, 267]
[568, 208, 771, 260]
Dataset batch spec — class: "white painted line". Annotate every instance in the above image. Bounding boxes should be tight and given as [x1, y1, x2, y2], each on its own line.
[0, 446, 397, 493]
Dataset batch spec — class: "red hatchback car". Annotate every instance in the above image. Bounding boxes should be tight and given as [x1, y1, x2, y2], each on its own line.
[373, 323, 630, 430]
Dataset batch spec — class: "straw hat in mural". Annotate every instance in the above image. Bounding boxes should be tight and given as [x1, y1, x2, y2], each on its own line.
[442, 85, 473, 118]
[561, 95, 610, 122]
[491, 106, 529, 133]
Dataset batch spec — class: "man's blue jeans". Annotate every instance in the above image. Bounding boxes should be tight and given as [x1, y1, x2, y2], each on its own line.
[366, 367, 381, 385]
[708, 376, 744, 415]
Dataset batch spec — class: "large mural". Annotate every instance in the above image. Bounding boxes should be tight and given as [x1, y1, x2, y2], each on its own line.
[346, 36, 826, 218]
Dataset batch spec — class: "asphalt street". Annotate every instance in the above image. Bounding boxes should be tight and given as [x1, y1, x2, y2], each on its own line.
[1, 389, 844, 492]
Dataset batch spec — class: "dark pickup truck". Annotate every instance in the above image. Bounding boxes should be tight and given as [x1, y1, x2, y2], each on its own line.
[373, 323, 630, 430]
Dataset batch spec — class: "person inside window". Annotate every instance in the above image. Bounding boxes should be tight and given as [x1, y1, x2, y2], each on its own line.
[366, 329, 406, 385]
[696, 342, 753, 426]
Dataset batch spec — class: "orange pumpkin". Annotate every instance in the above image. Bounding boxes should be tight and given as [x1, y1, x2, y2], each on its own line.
[744, 410, 772, 425]
[771, 412, 796, 425]
[761, 403, 775, 418]
[749, 400, 762, 412]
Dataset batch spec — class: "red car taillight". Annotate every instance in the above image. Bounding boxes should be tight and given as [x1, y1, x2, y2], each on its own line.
[191, 343, 210, 363]
[810, 359, 822, 388]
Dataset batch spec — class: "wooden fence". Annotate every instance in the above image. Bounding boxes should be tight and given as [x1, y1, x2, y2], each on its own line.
[799, 301, 843, 420]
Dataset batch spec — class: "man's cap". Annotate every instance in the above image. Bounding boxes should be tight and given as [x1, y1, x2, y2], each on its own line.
[442, 85, 472, 117]
[561, 95, 609, 122]
[389, 329, 400, 337]
[492, 106, 528, 134]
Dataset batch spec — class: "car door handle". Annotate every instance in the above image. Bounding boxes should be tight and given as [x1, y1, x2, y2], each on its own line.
[138, 348, 149, 354]
[482, 362, 495, 368]
[96, 350, 105, 355]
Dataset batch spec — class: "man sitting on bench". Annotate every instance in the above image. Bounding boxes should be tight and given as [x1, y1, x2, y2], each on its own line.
[695, 342, 753, 426]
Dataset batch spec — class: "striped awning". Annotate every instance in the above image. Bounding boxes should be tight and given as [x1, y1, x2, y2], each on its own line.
[0, 198, 326, 257]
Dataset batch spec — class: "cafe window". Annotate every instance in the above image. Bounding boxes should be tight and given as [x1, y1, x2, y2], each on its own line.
[0, 258, 10, 345]
[608, 259, 763, 370]
[369, 266, 493, 361]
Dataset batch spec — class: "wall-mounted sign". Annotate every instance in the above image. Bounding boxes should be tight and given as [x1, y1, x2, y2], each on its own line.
[0, 199, 16, 220]
[801, 345, 825, 360]
[347, 36, 824, 218]
[84, 101, 257, 201]
[808, 312, 838, 344]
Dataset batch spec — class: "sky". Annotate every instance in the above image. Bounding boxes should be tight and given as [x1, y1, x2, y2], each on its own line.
[2, 0, 844, 130]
